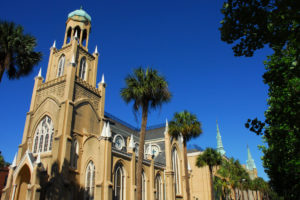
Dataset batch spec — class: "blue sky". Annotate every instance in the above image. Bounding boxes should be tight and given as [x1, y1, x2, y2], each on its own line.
[0, 0, 271, 180]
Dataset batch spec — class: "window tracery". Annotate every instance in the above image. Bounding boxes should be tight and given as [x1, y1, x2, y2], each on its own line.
[32, 116, 54, 153]
[85, 161, 95, 200]
[172, 148, 181, 195]
[114, 164, 125, 200]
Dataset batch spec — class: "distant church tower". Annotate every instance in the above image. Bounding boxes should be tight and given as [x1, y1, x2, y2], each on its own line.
[216, 121, 226, 156]
[246, 145, 258, 179]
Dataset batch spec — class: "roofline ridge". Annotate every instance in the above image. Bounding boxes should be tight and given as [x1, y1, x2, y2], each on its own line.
[104, 112, 167, 132]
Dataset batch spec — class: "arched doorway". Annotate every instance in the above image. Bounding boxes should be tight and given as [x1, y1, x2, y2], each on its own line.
[16, 165, 31, 200]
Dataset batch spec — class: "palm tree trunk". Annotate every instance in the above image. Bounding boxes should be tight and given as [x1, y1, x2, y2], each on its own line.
[183, 141, 191, 200]
[0, 52, 11, 82]
[0, 65, 4, 82]
[209, 166, 214, 200]
[136, 104, 148, 200]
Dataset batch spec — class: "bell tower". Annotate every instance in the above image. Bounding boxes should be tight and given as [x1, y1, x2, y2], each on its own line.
[64, 7, 91, 49]
[45, 7, 99, 86]
[1, 8, 106, 200]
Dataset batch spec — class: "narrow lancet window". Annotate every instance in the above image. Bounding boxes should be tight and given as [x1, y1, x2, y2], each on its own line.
[172, 148, 181, 195]
[70, 140, 79, 169]
[114, 164, 125, 200]
[57, 55, 65, 77]
[85, 161, 95, 200]
[79, 57, 87, 80]
[155, 174, 163, 200]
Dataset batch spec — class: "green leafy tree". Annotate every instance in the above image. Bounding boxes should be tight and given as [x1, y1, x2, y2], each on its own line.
[0, 152, 4, 168]
[219, 0, 300, 57]
[218, 158, 239, 199]
[0, 21, 42, 82]
[213, 176, 230, 200]
[120, 67, 171, 200]
[169, 110, 202, 200]
[220, 1, 300, 199]
[196, 148, 222, 200]
[252, 177, 265, 200]
[0, 151, 9, 168]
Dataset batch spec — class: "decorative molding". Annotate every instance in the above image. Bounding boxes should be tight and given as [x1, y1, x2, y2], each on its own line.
[74, 83, 100, 110]
[35, 77, 66, 107]
[78, 46, 95, 60]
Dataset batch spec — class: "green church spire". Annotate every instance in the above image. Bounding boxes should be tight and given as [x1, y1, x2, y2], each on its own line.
[216, 120, 226, 156]
[246, 145, 256, 170]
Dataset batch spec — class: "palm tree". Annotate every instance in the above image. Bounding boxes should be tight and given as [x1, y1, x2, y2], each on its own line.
[0, 21, 42, 82]
[218, 158, 237, 199]
[252, 177, 265, 200]
[169, 111, 202, 200]
[196, 148, 222, 200]
[120, 67, 171, 200]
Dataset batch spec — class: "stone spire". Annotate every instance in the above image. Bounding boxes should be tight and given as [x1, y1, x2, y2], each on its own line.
[246, 145, 256, 170]
[216, 120, 226, 156]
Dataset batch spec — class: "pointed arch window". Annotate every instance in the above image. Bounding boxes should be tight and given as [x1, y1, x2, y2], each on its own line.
[142, 171, 146, 200]
[114, 164, 125, 200]
[70, 140, 79, 169]
[172, 148, 181, 195]
[155, 174, 163, 200]
[57, 55, 65, 77]
[32, 116, 54, 153]
[79, 57, 87, 80]
[85, 161, 95, 200]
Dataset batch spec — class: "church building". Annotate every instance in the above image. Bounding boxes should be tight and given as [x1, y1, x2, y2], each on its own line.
[1, 8, 193, 200]
[1, 8, 258, 200]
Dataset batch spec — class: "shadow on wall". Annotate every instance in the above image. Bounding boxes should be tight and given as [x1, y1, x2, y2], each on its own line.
[38, 160, 89, 200]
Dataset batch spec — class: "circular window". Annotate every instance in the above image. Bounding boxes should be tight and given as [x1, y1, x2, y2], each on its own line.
[114, 135, 124, 150]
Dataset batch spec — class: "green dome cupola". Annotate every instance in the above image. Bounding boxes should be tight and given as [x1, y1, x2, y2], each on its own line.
[68, 7, 91, 22]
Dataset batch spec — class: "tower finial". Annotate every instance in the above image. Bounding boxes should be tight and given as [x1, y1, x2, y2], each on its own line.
[52, 40, 56, 49]
[37, 68, 42, 78]
[80, 6, 83, 10]
[101, 122, 107, 137]
[106, 121, 112, 138]
[129, 134, 135, 149]
[94, 46, 99, 55]
[101, 74, 105, 84]
[164, 118, 169, 136]
[11, 153, 17, 168]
